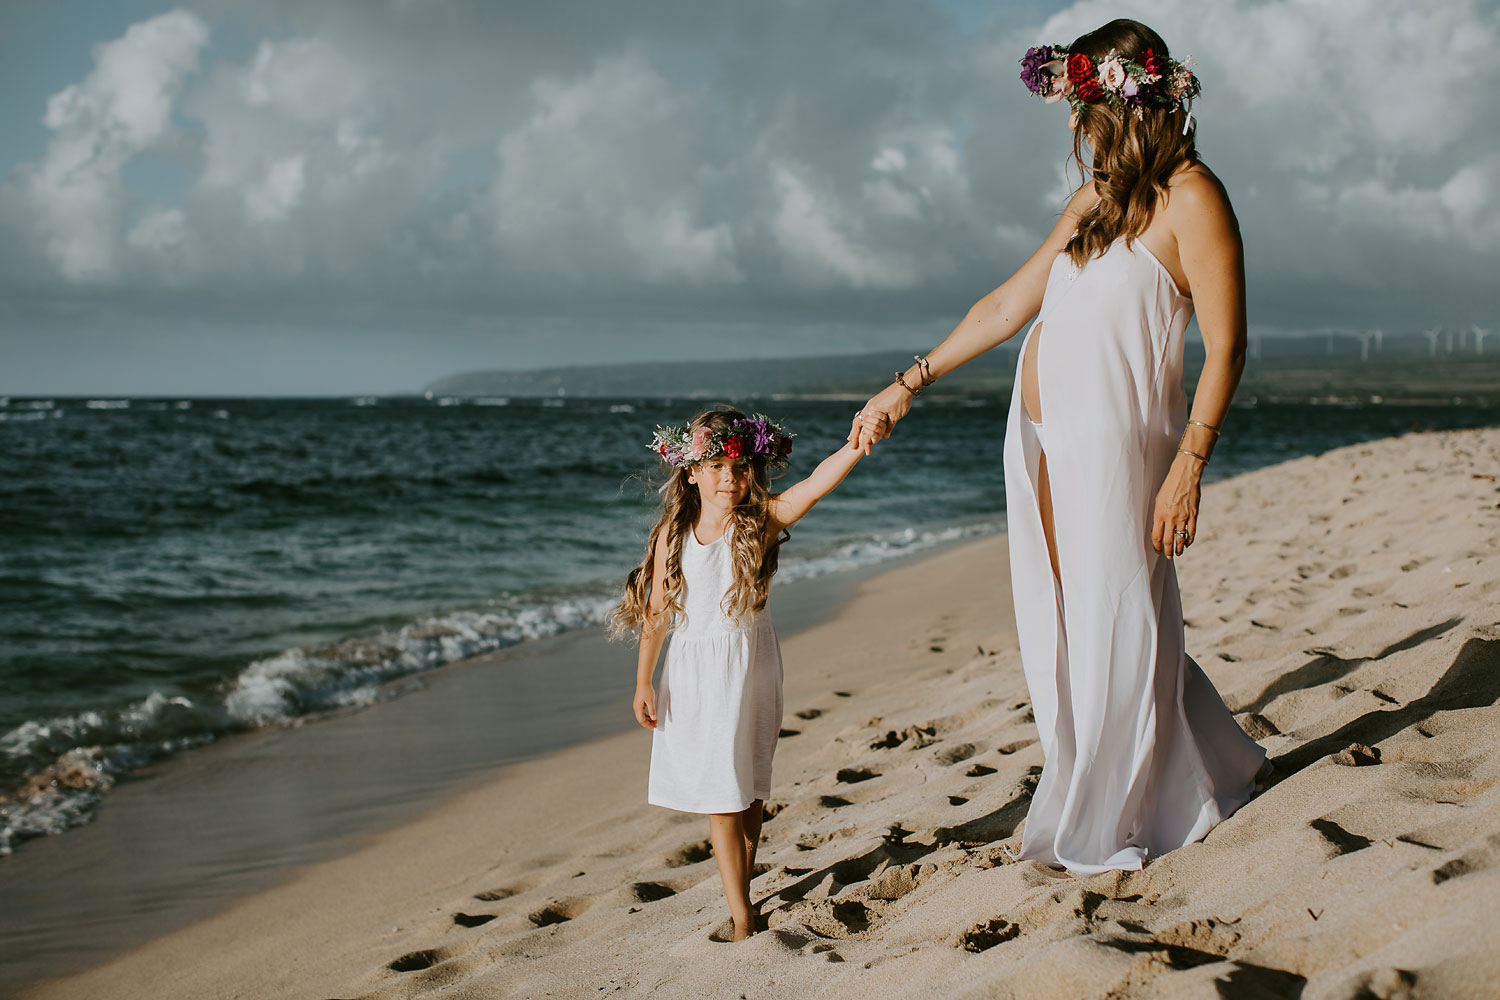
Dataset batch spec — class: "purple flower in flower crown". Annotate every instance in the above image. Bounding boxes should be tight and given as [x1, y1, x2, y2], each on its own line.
[1019, 45, 1054, 96]
[734, 417, 773, 455]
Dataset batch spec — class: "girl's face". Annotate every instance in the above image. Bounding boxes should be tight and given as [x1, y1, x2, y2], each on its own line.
[687, 455, 751, 512]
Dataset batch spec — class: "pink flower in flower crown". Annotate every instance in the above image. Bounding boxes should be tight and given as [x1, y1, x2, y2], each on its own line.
[690, 425, 714, 460]
[1121, 76, 1139, 99]
[1100, 58, 1126, 91]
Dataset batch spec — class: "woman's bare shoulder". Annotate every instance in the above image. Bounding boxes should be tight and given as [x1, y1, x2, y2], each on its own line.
[1163, 162, 1235, 225]
[1166, 162, 1229, 204]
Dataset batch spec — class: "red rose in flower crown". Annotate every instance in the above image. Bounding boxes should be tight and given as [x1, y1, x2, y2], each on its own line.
[1140, 47, 1164, 78]
[1075, 77, 1104, 102]
[723, 436, 744, 459]
[1066, 52, 1094, 82]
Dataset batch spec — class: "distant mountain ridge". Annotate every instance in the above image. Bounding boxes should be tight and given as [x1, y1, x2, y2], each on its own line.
[424, 331, 1496, 401]
[423, 349, 1019, 399]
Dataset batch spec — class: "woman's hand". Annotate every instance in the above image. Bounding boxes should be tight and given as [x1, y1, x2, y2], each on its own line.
[847, 383, 915, 454]
[1151, 456, 1204, 560]
[633, 684, 657, 729]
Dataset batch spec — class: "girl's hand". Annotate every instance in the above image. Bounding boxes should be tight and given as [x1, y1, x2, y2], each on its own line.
[633, 684, 657, 729]
[847, 383, 915, 454]
[1151, 456, 1203, 560]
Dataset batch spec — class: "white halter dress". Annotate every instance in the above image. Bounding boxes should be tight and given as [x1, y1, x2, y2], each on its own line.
[647, 523, 784, 814]
[1002, 237, 1268, 874]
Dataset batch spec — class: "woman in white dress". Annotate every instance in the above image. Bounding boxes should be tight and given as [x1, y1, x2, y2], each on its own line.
[852, 18, 1268, 873]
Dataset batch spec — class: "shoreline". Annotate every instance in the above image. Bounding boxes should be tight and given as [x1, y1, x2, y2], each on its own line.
[20, 427, 1500, 1000]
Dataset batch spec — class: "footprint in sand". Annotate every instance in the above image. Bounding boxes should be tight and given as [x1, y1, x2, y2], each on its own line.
[795, 708, 824, 720]
[452, 912, 497, 928]
[934, 742, 980, 765]
[954, 916, 1019, 952]
[779, 728, 801, 737]
[629, 882, 678, 902]
[472, 887, 517, 902]
[966, 763, 998, 777]
[388, 947, 448, 972]
[835, 766, 881, 784]
[768, 854, 929, 940]
[1309, 817, 1373, 857]
[527, 897, 591, 927]
[870, 724, 937, 750]
[665, 840, 713, 867]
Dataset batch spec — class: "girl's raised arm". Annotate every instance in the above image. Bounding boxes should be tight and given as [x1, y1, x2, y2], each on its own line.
[766, 440, 863, 533]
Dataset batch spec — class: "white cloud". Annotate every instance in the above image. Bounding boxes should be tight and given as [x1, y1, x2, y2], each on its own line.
[19, 9, 208, 281]
[244, 155, 307, 223]
[239, 38, 367, 123]
[127, 206, 187, 253]
[770, 162, 916, 289]
[487, 52, 742, 286]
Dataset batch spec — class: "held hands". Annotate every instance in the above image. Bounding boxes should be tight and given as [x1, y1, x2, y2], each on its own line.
[633, 684, 657, 729]
[846, 382, 915, 455]
[1151, 455, 1204, 560]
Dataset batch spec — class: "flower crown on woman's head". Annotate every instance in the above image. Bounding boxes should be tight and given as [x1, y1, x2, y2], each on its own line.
[649, 414, 795, 471]
[1020, 43, 1199, 126]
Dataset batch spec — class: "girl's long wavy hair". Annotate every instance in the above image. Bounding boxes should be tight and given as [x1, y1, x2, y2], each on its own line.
[609, 406, 784, 639]
[1064, 19, 1198, 268]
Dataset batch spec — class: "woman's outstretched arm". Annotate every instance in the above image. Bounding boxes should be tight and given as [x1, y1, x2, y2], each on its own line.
[850, 182, 1098, 453]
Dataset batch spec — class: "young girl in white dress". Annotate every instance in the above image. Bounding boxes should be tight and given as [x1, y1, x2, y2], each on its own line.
[611, 406, 863, 941]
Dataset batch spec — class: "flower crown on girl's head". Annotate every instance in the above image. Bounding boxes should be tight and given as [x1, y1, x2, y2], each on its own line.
[649, 414, 795, 471]
[1020, 43, 1199, 125]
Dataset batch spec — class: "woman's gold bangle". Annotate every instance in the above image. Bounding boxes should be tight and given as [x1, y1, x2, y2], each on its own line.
[893, 370, 921, 396]
[1177, 446, 1209, 464]
[1186, 419, 1222, 435]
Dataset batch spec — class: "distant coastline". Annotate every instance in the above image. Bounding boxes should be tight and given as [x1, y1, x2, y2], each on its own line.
[425, 335, 1500, 406]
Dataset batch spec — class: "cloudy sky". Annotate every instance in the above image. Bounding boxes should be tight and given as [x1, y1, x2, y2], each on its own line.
[2, 0, 1496, 395]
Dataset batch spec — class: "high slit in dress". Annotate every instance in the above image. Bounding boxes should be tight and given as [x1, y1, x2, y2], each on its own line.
[1001, 236, 1268, 874]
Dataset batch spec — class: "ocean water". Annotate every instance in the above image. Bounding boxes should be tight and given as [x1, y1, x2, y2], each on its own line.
[1, 393, 1495, 855]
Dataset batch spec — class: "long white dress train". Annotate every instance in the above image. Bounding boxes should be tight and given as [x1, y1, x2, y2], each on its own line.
[1001, 237, 1267, 874]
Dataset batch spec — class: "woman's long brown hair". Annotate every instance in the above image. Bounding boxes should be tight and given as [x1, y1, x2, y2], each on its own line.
[608, 407, 784, 639]
[1064, 19, 1198, 268]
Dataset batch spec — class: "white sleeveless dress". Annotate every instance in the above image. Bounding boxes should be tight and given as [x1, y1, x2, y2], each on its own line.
[1001, 237, 1268, 874]
[647, 524, 784, 814]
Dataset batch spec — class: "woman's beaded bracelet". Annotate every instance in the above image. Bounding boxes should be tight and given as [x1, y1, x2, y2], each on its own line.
[913, 354, 935, 387]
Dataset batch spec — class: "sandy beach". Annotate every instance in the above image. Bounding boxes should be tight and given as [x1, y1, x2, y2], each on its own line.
[21, 425, 1500, 1000]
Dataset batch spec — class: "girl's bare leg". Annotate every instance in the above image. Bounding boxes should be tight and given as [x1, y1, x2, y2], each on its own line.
[742, 799, 764, 873]
[708, 812, 754, 940]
